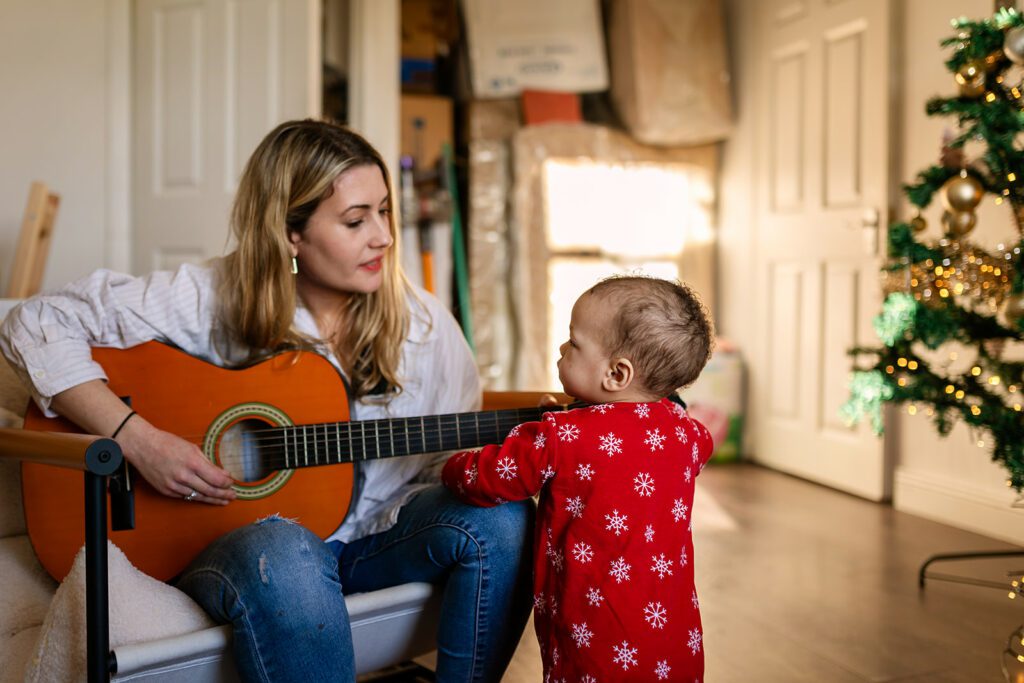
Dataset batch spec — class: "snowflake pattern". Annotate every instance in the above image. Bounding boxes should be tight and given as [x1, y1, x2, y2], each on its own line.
[604, 509, 629, 535]
[687, 628, 702, 655]
[591, 403, 614, 414]
[576, 463, 595, 480]
[644, 524, 655, 543]
[534, 432, 548, 449]
[644, 601, 667, 629]
[675, 425, 689, 444]
[633, 472, 655, 497]
[609, 556, 632, 583]
[580, 676, 597, 683]
[571, 622, 594, 648]
[466, 464, 478, 484]
[671, 402, 688, 419]
[572, 541, 594, 564]
[655, 659, 671, 680]
[691, 442, 700, 463]
[541, 465, 557, 482]
[496, 456, 518, 480]
[612, 641, 638, 670]
[684, 466, 692, 483]
[680, 545, 689, 567]
[650, 553, 674, 579]
[692, 590, 699, 609]
[558, 423, 580, 442]
[645, 428, 667, 451]
[546, 542, 565, 571]
[565, 496, 585, 518]
[508, 424, 522, 437]
[585, 587, 604, 606]
[533, 592, 547, 614]
[671, 498, 689, 522]
[599, 432, 623, 456]
[634, 403, 650, 419]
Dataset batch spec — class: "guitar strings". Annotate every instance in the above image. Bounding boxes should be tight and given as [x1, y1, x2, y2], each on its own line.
[166, 409, 551, 473]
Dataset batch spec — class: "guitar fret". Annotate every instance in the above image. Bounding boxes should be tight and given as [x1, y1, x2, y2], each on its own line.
[403, 418, 410, 462]
[373, 420, 380, 460]
[420, 416, 426, 454]
[360, 421, 367, 461]
[303, 425, 309, 467]
[335, 422, 340, 464]
[283, 428, 290, 469]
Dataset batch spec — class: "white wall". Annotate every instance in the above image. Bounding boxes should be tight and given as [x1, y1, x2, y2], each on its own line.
[0, 0, 124, 291]
[721, 0, 1024, 544]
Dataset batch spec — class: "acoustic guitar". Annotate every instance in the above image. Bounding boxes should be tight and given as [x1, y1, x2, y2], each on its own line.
[22, 341, 561, 581]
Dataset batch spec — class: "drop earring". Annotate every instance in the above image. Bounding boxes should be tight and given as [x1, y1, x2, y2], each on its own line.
[290, 256, 298, 275]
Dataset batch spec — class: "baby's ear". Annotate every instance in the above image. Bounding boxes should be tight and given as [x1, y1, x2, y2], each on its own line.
[603, 357, 634, 393]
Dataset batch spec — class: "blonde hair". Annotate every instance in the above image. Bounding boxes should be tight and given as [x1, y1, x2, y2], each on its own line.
[585, 276, 714, 396]
[218, 119, 412, 398]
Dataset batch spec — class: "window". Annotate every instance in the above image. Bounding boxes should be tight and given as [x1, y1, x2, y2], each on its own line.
[541, 158, 715, 389]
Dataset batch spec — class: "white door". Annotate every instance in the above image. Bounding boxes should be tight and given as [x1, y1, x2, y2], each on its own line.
[132, 0, 321, 272]
[751, 0, 892, 500]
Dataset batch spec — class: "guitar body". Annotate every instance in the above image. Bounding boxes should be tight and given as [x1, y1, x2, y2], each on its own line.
[22, 342, 352, 581]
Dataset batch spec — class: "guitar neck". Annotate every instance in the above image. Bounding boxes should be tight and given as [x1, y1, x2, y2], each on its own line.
[272, 405, 554, 469]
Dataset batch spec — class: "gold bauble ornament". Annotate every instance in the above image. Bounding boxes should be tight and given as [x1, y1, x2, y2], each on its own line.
[940, 173, 985, 212]
[1001, 292, 1024, 330]
[910, 213, 927, 233]
[942, 210, 977, 237]
[1005, 26, 1024, 65]
[955, 60, 986, 97]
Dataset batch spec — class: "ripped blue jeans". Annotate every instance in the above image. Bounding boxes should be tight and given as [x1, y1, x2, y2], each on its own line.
[175, 486, 534, 683]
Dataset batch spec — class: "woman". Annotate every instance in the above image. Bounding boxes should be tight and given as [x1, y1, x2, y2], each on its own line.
[0, 119, 533, 682]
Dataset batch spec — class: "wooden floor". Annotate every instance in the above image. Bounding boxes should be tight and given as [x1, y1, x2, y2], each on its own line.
[498, 463, 1024, 683]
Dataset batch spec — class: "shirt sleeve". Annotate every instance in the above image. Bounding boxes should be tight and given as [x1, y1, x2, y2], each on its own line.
[407, 289, 483, 480]
[0, 265, 219, 416]
[442, 415, 557, 507]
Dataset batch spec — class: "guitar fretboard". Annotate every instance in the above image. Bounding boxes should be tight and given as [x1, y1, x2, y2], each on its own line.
[265, 406, 553, 469]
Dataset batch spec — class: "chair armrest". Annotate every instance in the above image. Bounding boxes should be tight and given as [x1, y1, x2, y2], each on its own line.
[482, 391, 571, 411]
[0, 427, 122, 475]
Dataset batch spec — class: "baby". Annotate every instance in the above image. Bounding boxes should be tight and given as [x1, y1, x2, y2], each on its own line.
[443, 275, 715, 682]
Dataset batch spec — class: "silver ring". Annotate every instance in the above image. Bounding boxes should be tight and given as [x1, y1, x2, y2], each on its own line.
[184, 489, 198, 502]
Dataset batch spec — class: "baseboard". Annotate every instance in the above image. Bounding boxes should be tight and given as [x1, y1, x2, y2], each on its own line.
[894, 468, 1024, 546]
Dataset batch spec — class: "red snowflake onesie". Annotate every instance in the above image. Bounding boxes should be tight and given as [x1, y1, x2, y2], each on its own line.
[443, 399, 714, 682]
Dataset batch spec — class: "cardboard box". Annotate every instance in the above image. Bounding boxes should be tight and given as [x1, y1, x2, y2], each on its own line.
[402, 0, 458, 59]
[608, 0, 733, 146]
[401, 94, 453, 172]
[460, 0, 608, 99]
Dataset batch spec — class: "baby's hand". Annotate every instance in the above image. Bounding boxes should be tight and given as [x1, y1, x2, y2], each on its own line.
[538, 394, 560, 408]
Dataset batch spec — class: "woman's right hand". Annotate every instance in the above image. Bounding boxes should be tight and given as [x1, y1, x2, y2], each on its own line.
[51, 379, 236, 505]
[116, 415, 236, 505]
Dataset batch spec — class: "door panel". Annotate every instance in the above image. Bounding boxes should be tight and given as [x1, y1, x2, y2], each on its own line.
[133, 0, 320, 272]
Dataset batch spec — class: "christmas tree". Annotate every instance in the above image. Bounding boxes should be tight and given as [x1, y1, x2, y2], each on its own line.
[842, 7, 1024, 491]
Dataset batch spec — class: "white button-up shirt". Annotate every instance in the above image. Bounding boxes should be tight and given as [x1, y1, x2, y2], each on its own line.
[0, 263, 481, 543]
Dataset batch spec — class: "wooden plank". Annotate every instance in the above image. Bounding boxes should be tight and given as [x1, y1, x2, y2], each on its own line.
[7, 181, 59, 298]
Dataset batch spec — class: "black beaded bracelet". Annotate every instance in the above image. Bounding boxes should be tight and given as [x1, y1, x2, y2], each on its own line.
[110, 410, 137, 439]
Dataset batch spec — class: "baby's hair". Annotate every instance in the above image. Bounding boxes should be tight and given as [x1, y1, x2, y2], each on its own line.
[584, 275, 714, 396]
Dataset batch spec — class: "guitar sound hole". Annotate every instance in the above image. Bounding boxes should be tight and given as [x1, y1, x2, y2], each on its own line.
[219, 418, 277, 483]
